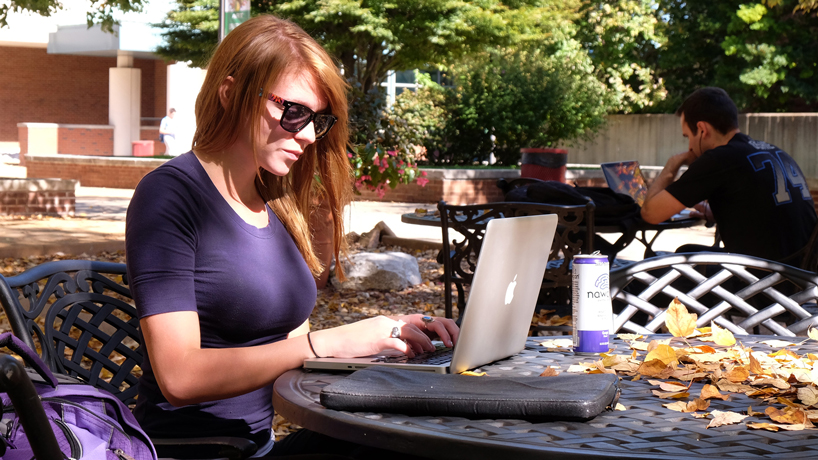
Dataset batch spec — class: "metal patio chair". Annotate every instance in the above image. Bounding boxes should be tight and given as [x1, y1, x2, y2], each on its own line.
[609, 252, 818, 336]
[438, 200, 594, 333]
[0, 260, 257, 459]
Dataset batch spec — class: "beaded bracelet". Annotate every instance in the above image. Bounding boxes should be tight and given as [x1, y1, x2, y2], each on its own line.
[306, 332, 322, 358]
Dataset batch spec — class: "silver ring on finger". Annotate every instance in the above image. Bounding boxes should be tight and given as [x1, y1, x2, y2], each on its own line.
[390, 326, 401, 339]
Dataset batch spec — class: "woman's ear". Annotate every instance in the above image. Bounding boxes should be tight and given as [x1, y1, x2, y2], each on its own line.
[218, 76, 235, 110]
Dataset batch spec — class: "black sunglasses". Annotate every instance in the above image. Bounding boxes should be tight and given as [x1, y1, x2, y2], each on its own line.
[261, 91, 337, 140]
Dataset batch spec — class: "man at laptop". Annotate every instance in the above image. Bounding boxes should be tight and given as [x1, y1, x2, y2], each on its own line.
[641, 87, 817, 264]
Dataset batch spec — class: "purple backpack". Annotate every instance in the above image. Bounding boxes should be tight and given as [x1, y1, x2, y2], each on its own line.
[0, 332, 157, 460]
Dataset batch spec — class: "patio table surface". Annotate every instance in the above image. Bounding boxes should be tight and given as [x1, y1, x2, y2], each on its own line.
[274, 334, 818, 460]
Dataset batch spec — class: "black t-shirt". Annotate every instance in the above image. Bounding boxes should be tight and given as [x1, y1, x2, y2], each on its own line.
[665, 133, 817, 262]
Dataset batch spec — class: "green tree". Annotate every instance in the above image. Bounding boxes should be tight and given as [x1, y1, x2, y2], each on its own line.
[393, 41, 612, 165]
[654, 0, 818, 112]
[1, 0, 146, 32]
[153, 0, 219, 67]
[575, 0, 667, 113]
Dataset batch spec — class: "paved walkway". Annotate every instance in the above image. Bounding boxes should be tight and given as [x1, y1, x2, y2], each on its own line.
[0, 160, 716, 260]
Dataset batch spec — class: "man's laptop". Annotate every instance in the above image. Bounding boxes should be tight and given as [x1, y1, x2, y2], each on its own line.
[601, 160, 692, 221]
[303, 213, 558, 374]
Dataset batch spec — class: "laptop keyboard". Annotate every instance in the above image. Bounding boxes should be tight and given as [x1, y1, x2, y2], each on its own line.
[372, 346, 453, 365]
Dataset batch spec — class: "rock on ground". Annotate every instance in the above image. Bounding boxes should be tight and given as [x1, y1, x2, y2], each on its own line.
[332, 251, 422, 291]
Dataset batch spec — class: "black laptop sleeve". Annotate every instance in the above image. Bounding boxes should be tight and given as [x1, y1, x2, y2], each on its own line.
[319, 367, 620, 422]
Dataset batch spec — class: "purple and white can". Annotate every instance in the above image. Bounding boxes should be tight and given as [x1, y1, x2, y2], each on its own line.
[572, 254, 613, 354]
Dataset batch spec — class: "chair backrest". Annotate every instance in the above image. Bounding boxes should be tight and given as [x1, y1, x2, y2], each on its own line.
[438, 200, 594, 319]
[0, 260, 141, 405]
[609, 252, 818, 337]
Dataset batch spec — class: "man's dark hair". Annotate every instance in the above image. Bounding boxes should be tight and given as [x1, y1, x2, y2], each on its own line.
[675, 87, 739, 135]
[169, 108, 176, 114]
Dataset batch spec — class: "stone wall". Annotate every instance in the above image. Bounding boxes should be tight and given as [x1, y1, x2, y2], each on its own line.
[0, 178, 77, 216]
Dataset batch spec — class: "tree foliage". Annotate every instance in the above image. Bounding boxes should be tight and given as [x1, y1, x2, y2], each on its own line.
[391, 42, 612, 165]
[653, 0, 818, 112]
[575, 0, 667, 113]
[1, 0, 146, 32]
[153, 0, 219, 67]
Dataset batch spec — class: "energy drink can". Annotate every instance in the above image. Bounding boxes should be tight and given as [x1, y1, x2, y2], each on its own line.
[572, 253, 613, 354]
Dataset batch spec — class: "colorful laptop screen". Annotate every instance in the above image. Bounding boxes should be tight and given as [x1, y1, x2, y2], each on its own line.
[600, 161, 648, 207]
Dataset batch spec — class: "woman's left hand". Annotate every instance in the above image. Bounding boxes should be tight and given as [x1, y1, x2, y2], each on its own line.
[392, 314, 459, 348]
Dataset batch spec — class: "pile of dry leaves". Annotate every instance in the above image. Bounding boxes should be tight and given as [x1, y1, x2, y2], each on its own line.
[540, 298, 818, 432]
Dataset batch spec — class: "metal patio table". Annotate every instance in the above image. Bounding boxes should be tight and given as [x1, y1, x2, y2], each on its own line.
[274, 335, 818, 460]
[401, 211, 703, 260]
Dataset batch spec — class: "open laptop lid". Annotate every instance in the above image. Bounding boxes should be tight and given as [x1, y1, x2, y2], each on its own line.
[600, 160, 648, 206]
[302, 213, 558, 374]
[448, 213, 557, 373]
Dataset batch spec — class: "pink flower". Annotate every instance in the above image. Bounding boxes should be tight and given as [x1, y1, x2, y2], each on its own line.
[416, 177, 429, 187]
[398, 169, 405, 175]
[378, 165, 387, 173]
[376, 185, 387, 199]
[398, 160, 405, 166]
[387, 150, 397, 157]
[381, 158, 388, 167]
[372, 153, 379, 162]
[347, 153, 353, 158]
[421, 171, 428, 177]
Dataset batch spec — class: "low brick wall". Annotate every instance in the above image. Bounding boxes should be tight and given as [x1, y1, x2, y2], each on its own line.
[355, 168, 611, 204]
[24, 154, 165, 189]
[0, 178, 77, 216]
[140, 127, 167, 156]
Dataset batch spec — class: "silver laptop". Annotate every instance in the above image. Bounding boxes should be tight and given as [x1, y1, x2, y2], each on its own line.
[303, 213, 558, 374]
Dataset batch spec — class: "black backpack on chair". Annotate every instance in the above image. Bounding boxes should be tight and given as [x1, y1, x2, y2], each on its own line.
[498, 178, 642, 258]
[499, 179, 641, 227]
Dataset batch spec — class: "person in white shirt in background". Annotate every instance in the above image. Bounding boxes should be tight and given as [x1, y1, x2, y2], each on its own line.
[159, 108, 177, 156]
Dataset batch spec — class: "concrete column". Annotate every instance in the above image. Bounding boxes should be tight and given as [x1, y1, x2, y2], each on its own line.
[109, 51, 141, 157]
[167, 62, 207, 155]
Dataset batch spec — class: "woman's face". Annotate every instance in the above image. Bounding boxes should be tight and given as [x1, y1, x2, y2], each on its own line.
[255, 71, 327, 176]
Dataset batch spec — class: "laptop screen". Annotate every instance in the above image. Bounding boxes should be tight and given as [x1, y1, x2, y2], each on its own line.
[600, 161, 648, 207]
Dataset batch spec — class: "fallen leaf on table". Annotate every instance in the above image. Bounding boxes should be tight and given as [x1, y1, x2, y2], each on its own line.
[637, 359, 675, 378]
[666, 298, 697, 337]
[629, 341, 650, 351]
[706, 410, 748, 428]
[663, 398, 710, 413]
[656, 381, 689, 392]
[798, 387, 818, 407]
[701, 384, 730, 401]
[724, 366, 750, 383]
[748, 422, 812, 431]
[593, 361, 616, 375]
[460, 371, 486, 376]
[791, 368, 818, 385]
[691, 412, 710, 418]
[748, 406, 764, 416]
[540, 367, 560, 377]
[645, 344, 679, 366]
[617, 333, 643, 341]
[539, 338, 573, 349]
[662, 401, 690, 412]
[652, 390, 690, 399]
[766, 406, 815, 427]
[760, 339, 796, 348]
[750, 377, 790, 389]
[711, 322, 736, 346]
[614, 403, 626, 411]
[808, 327, 818, 342]
[748, 353, 766, 375]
